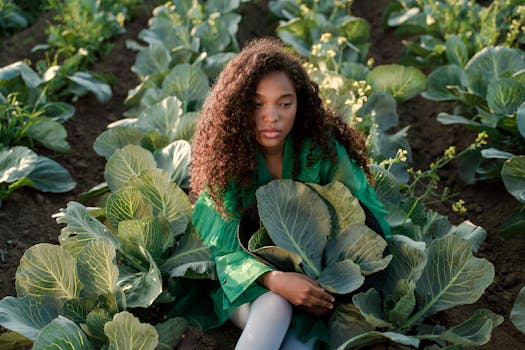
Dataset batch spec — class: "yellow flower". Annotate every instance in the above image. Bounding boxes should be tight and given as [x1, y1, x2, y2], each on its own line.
[320, 32, 332, 43]
[475, 131, 488, 147]
[300, 4, 310, 16]
[396, 149, 408, 162]
[326, 49, 336, 58]
[116, 12, 125, 27]
[337, 36, 346, 45]
[452, 199, 467, 214]
[311, 44, 321, 56]
[444, 146, 456, 159]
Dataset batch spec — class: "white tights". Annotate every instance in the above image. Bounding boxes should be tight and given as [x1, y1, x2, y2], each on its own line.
[231, 292, 316, 350]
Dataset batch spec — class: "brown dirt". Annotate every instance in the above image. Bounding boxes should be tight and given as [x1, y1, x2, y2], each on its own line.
[0, 0, 524, 349]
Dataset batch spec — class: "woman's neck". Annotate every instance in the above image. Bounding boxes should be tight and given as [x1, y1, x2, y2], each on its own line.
[260, 146, 284, 179]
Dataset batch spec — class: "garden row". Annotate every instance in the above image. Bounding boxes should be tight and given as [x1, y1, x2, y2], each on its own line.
[0, 0, 524, 349]
[0, 0, 142, 206]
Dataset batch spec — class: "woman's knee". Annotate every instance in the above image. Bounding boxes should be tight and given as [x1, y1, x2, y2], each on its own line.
[252, 292, 292, 321]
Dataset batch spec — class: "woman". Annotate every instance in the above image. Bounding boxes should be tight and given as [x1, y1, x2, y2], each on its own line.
[190, 37, 390, 350]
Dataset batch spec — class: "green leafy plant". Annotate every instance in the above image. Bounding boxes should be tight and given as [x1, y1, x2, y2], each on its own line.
[0, 146, 76, 207]
[124, 0, 244, 117]
[324, 158, 501, 349]
[0, 61, 76, 205]
[43, 0, 140, 66]
[0, 0, 28, 34]
[240, 175, 499, 349]
[270, 0, 370, 65]
[384, 0, 525, 68]
[0, 144, 212, 347]
[423, 45, 525, 238]
[332, 233, 500, 349]
[0, 61, 74, 151]
[247, 180, 391, 294]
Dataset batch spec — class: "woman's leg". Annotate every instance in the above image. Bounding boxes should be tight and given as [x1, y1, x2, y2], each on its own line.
[280, 329, 316, 350]
[233, 292, 292, 350]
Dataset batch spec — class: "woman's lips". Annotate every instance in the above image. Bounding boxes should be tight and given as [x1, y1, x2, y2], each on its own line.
[259, 129, 281, 138]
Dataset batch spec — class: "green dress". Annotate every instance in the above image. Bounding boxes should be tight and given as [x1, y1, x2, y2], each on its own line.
[191, 134, 391, 344]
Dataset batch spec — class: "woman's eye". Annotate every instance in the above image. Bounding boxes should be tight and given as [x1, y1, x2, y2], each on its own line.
[280, 102, 292, 108]
[255, 102, 263, 108]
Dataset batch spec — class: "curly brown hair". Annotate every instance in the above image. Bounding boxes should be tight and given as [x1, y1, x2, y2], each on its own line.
[190, 37, 372, 214]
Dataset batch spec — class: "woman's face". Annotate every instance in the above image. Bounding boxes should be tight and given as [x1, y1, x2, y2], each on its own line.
[254, 71, 297, 155]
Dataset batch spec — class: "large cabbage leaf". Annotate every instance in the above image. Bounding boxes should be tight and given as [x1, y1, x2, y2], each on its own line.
[366, 64, 426, 102]
[414, 235, 494, 320]
[105, 187, 153, 228]
[104, 145, 157, 192]
[25, 118, 70, 153]
[419, 309, 503, 346]
[0, 146, 37, 183]
[160, 64, 209, 113]
[15, 244, 81, 300]
[93, 126, 144, 160]
[0, 295, 62, 341]
[256, 180, 330, 277]
[465, 46, 525, 97]
[54, 202, 120, 256]
[307, 182, 365, 238]
[325, 224, 392, 275]
[154, 140, 191, 188]
[136, 96, 184, 141]
[160, 232, 214, 279]
[117, 247, 162, 308]
[383, 235, 427, 295]
[126, 169, 191, 236]
[104, 311, 158, 350]
[501, 156, 525, 203]
[329, 303, 374, 349]
[33, 316, 93, 349]
[26, 156, 76, 193]
[77, 239, 120, 298]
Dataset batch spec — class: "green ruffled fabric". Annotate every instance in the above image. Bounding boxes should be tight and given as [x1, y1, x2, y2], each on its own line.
[191, 133, 391, 344]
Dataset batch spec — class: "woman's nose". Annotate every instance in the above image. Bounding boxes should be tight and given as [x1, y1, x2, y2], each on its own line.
[263, 106, 279, 122]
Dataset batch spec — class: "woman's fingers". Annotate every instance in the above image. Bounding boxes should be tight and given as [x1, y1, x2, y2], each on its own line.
[310, 285, 335, 303]
[262, 271, 334, 309]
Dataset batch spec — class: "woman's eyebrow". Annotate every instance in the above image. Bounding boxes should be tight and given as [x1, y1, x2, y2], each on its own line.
[255, 92, 296, 98]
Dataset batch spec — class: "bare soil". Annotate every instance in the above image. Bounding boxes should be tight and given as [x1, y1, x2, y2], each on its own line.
[1, 1, 524, 349]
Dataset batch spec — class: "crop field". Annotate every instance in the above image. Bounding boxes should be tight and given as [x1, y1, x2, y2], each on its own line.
[0, 0, 524, 349]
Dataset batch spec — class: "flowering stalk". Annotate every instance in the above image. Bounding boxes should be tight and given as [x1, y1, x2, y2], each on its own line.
[404, 131, 489, 215]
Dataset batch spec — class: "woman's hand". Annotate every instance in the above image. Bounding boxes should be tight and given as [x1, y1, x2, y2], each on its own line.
[260, 271, 334, 316]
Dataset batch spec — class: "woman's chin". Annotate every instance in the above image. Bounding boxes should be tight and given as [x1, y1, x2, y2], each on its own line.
[257, 139, 286, 153]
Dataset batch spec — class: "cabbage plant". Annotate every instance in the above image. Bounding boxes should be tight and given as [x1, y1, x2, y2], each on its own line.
[245, 178, 500, 349]
[0, 145, 213, 348]
[124, 0, 243, 117]
[332, 234, 501, 349]
[423, 46, 525, 238]
[270, 0, 370, 66]
[247, 180, 391, 294]
[325, 164, 501, 349]
[0, 61, 74, 151]
[384, 0, 525, 68]
[0, 146, 76, 207]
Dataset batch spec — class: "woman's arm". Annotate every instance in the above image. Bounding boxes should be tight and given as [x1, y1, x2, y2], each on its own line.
[260, 270, 334, 316]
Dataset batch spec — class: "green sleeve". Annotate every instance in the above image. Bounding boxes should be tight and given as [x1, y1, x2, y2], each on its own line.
[329, 142, 392, 239]
[192, 194, 274, 304]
